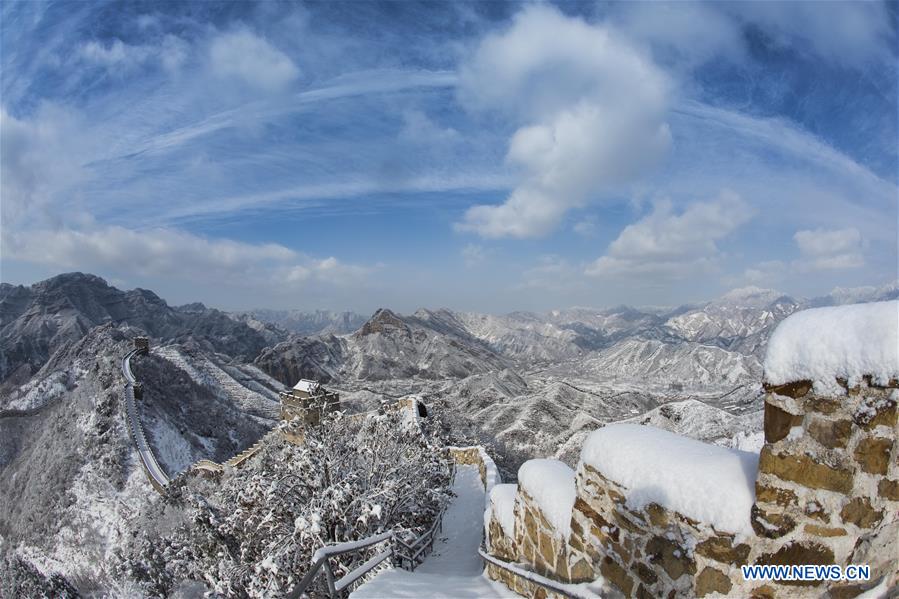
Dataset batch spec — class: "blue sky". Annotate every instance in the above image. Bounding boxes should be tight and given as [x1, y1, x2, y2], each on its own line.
[1, 1, 896, 313]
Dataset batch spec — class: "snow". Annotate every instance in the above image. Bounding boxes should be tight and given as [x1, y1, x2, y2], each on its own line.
[479, 447, 501, 496]
[489, 484, 518, 537]
[764, 300, 898, 387]
[517, 459, 576, 539]
[352, 465, 517, 598]
[580, 424, 758, 535]
[293, 379, 321, 393]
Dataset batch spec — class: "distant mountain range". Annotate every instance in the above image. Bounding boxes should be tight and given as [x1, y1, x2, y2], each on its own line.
[0, 272, 895, 588]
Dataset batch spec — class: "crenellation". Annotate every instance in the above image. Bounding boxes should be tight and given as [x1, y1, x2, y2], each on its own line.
[484, 376, 898, 598]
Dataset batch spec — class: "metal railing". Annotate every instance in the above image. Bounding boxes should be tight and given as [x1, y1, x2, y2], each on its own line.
[478, 548, 594, 599]
[287, 465, 455, 598]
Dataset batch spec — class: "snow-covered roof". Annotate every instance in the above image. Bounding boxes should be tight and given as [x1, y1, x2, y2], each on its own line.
[580, 423, 758, 535]
[293, 379, 321, 393]
[518, 459, 576, 539]
[764, 300, 898, 387]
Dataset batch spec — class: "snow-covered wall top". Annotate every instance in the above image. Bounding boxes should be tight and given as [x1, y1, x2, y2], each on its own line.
[764, 300, 898, 387]
[579, 423, 758, 535]
[489, 484, 518, 538]
[518, 459, 576, 539]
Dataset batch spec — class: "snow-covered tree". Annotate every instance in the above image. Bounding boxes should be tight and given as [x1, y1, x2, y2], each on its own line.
[117, 408, 453, 597]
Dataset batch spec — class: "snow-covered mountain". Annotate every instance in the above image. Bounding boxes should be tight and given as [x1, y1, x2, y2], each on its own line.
[232, 308, 366, 336]
[3, 272, 895, 592]
[0, 273, 286, 389]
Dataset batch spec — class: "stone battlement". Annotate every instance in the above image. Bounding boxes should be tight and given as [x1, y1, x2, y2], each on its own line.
[484, 378, 898, 598]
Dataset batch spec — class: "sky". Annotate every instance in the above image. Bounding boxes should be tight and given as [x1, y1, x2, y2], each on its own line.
[1, 0, 896, 314]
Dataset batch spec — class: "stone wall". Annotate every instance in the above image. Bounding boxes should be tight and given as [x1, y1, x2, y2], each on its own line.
[484, 378, 898, 598]
[751, 377, 898, 598]
[449, 446, 489, 488]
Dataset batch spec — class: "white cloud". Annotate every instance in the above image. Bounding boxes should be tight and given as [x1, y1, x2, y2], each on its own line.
[1, 225, 369, 288]
[727, 2, 894, 66]
[456, 5, 672, 238]
[794, 227, 865, 271]
[586, 190, 753, 278]
[77, 35, 187, 72]
[208, 30, 299, 91]
[0, 104, 95, 227]
[612, 2, 745, 68]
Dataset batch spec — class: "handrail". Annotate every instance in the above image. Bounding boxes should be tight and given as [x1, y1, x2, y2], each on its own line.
[478, 548, 597, 599]
[334, 549, 392, 593]
[287, 463, 455, 598]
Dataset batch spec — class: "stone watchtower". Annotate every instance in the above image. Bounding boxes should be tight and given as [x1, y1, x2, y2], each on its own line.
[134, 336, 149, 354]
[279, 378, 340, 428]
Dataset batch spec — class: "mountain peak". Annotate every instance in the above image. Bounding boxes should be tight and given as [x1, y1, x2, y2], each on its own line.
[358, 308, 409, 336]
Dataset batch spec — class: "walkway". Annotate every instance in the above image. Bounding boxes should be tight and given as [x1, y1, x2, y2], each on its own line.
[351, 465, 516, 598]
[122, 349, 170, 490]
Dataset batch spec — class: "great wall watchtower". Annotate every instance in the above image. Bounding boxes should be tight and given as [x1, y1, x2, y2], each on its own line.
[279, 379, 340, 444]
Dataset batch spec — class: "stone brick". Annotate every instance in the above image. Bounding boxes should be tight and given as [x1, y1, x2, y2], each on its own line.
[808, 417, 852, 449]
[568, 558, 594, 583]
[859, 399, 897, 430]
[807, 396, 842, 415]
[764, 401, 804, 443]
[674, 511, 700, 528]
[695, 566, 732, 597]
[853, 436, 893, 475]
[840, 497, 884, 529]
[614, 510, 645, 533]
[554, 550, 569, 581]
[524, 508, 538, 541]
[878, 478, 899, 501]
[573, 497, 615, 537]
[758, 446, 853, 493]
[695, 535, 751, 565]
[751, 504, 797, 539]
[634, 561, 657, 585]
[755, 483, 798, 507]
[609, 539, 632, 564]
[646, 535, 696, 581]
[764, 380, 813, 398]
[803, 524, 848, 537]
[538, 531, 556, 568]
[636, 584, 655, 599]
[756, 542, 834, 587]
[750, 585, 777, 599]
[644, 502, 669, 527]
[600, 556, 634, 596]
[829, 581, 884, 599]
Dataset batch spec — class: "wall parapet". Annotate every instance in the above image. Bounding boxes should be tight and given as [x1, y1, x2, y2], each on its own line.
[483, 378, 899, 598]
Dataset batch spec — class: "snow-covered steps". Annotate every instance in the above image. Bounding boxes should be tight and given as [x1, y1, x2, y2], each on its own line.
[351, 465, 517, 599]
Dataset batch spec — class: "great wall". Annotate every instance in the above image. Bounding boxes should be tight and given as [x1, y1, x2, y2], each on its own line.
[118, 300, 898, 598]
